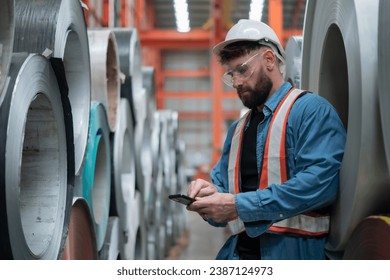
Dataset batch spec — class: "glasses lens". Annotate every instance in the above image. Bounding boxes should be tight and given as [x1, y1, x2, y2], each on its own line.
[222, 72, 234, 87]
[236, 64, 250, 77]
[221, 52, 259, 87]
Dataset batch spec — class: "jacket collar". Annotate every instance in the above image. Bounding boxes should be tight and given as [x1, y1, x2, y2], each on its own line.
[262, 82, 293, 117]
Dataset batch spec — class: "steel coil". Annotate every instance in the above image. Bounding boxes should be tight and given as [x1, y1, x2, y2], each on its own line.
[343, 215, 390, 259]
[14, 0, 91, 175]
[142, 66, 157, 127]
[134, 89, 153, 210]
[155, 161, 167, 259]
[82, 101, 111, 252]
[146, 112, 163, 260]
[379, 0, 390, 175]
[285, 36, 302, 88]
[301, 0, 390, 255]
[88, 29, 121, 132]
[111, 28, 143, 124]
[122, 190, 146, 259]
[61, 198, 97, 260]
[133, 89, 152, 260]
[109, 98, 137, 259]
[111, 28, 142, 126]
[99, 217, 120, 260]
[173, 140, 188, 241]
[0, 53, 74, 259]
[0, 0, 14, 99]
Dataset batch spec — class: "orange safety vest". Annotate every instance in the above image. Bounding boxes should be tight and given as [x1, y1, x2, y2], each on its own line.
[227, 88, 330, 236]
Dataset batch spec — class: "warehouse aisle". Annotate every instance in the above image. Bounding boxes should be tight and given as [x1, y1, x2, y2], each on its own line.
[176, 211, 228, 260]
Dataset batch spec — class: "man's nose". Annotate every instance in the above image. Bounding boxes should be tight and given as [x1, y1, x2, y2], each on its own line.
[232, 77, 243, 89]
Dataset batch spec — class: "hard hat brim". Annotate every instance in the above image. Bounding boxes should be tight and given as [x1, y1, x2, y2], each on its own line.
[212, 38, 260, 55]
[213, 38, 286, 62]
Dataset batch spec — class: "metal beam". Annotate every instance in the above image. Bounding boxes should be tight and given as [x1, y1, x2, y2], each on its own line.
[139, 29, 211, 48]
[268, 0, 283, 41]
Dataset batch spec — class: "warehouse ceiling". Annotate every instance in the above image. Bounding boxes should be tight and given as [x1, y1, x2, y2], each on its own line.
[151, 0, 307, 30]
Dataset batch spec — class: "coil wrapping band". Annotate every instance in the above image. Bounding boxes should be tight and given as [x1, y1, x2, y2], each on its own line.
[0, 0, 14, 99]
[99, 217, 120, 260]
[301, 0, 390, 254]
[88, 29, 120, 132]
[82, 101, 111, 252]
[285, 36, 303, 88]
[14, 0, 91, 175]
[342, 215, 390, 259]
[61, 197, 97, 260]
[0, 53, 74, 259]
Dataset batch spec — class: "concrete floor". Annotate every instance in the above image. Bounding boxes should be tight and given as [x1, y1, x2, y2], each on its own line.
[176, 211, 229, 260]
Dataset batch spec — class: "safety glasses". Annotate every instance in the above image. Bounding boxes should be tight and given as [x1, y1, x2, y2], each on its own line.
[222, 52, 262, 87]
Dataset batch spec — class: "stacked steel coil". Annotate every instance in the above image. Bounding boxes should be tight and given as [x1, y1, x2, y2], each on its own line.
[0, 0, 187, 260]
[300, 0, 390, 259]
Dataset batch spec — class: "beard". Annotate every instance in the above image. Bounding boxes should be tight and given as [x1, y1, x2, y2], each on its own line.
[237, 66, 273, 109]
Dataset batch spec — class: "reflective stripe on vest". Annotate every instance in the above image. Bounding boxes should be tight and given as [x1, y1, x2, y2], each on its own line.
[227, 88, 330, 236]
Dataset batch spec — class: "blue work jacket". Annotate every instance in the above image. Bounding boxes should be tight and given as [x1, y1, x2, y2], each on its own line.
[209, 82, 346, 259]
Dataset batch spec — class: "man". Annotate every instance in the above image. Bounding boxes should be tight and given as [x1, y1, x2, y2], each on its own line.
[186, 19, 346, 260]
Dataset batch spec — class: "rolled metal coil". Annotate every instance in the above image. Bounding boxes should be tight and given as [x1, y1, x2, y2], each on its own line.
[122, 88, 150, 260]
[14, 0, 91, 175]
[88, 29, 121, 132]
[343, 215, 390, 260]
[173, 140, 188, 240]
[0, 0, 14, 98]
[82, 101, 111, 252]
[146, 112, 163, 260]
[111, 28, 143, 126]
[61, 198, 97, 260]
[134, 89, 153, 211]
[122, 190, 146, 259]
[301, 0, 390, 254]
[109, 98, 137, 258]
[0, 53, 74, 259]
[150, 111, 163, 183]
[379, 0, 390, 175]
[142, 66, 157, 127]
[99, 217, 120, 260]
[285, 36, 303, 88]
[154, 163, 167, 259]
[110, 28, 143, 124]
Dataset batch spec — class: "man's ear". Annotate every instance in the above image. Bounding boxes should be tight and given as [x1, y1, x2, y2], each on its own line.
[263, 49, 277, 70]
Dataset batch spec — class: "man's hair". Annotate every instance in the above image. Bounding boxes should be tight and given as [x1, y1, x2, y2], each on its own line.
[217, 41, 283, 70]
[217, 41, 261, 65]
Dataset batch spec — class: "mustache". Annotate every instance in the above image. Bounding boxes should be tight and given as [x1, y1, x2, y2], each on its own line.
[236, 86, 249, 95]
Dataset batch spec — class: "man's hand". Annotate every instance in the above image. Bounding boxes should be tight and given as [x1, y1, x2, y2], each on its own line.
[187, 192, 239, 223]
[187, 178, 218, 198]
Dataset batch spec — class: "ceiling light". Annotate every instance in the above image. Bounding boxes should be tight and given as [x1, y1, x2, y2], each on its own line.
[174, 0, 190, 33]
[249, 0, 265, 21]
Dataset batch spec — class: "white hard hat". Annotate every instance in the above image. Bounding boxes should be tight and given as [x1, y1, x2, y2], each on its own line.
[213, 19, 286, 62]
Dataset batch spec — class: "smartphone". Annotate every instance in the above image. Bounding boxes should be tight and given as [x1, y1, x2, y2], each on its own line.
[168, 194, 195, 206]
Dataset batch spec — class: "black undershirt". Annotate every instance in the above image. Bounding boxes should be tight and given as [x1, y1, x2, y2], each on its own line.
[237, 109, 264, 260]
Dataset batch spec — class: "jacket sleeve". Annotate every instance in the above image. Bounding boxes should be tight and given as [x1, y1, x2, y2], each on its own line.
[210, 121, 238, 193]
[207, 121, 238, 228]
[235, 95, 346, 237]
